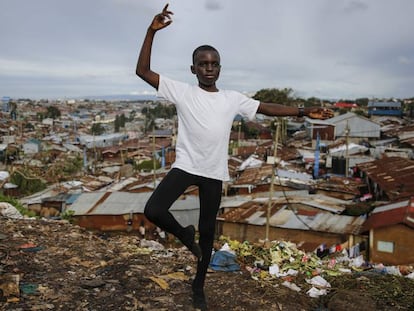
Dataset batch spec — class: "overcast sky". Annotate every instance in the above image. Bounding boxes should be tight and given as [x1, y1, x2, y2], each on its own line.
[1, 0, 414, 100]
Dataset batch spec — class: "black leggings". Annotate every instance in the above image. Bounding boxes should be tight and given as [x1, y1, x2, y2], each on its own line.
[144, 168, 222, 290]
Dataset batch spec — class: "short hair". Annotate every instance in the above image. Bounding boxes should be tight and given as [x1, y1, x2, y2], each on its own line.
[192, 45, 220, 64]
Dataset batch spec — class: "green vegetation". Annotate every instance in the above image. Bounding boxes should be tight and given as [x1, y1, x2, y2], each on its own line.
[36, 106, 62, 120]
[136, 159, 161, 172]
[60, 209, 75, 223]
[253, 88, 295, 106]
[90, 123, 105, 135]
[10, 170, 47, 196]
[45, 106, 61, 119]
[141, 102, 177, 132]
[46, 154, 84, 183]
[114, 113, 126, 132]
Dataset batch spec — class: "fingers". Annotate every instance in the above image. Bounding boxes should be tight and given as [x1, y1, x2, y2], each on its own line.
[162, 3, 173, 19]
[322, 108, 334, 118]
[160, 4, 173, 24]
[151, 5, 173, 30]
[162, 4, 172, 14]
[308, 108, 334, 120]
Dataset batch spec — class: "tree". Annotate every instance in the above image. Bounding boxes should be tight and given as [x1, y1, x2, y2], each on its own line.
[305, 97, 322, 107]
[91, 123, 105, 135]
[10, 170, 46, 196]
[46, 106, 61, 119]
[119, 113, 126, 128]
[253, 88, 295, 105]
[114, 115, 120, 133]
[355, 98, 369, 107]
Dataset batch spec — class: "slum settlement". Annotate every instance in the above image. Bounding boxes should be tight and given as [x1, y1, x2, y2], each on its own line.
[1, 96, 414, 309]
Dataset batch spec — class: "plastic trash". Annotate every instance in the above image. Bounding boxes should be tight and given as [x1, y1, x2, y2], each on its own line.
[219, 242, 236, 255]
[269, 264, 279, 276]
[281, 281, 301, 292]
[0, 202, 23, 219]
[406, 272, 414, 279]
[349, 254, 364, 267]
[209, 250, 240, 272]
[140, 239, 165, 251]
[307, 286, 328, 298]
[385, 266, 402, 276]
[306, 275, 331, 288]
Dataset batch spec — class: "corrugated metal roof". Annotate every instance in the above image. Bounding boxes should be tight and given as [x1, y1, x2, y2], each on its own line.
[218, 198, 363, 234]
[373, 199, 410, 214]
[362, 197, 414, 231]
[69, 192, 200, 216]
[69, 192, 107, 215]
[107, 177, 139, 191]
[357, 157, 414, 200]
[221, 192, 349, 213]
[308, 213, 364, 234]
[368, 101, 401, 108]
[328, 112, 380, 138]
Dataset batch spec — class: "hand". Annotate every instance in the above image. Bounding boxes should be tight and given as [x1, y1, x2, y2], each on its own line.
[150, 4, 173, 31]
[307, 107, 334, 120]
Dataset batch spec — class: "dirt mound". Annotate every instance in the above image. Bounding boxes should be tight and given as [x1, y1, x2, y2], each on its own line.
[1, 217, 414, 310]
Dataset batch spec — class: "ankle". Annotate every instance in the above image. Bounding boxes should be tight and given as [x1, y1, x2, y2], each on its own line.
[192, 289, 207, 310]
[192, 280, 204, 294]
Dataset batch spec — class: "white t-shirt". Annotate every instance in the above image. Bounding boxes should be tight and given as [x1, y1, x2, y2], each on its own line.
[157, 75, 260, 181]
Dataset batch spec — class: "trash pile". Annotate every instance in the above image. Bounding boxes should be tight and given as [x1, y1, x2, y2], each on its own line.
[1, 212, 414, 310]
[217, 236, 414, 298]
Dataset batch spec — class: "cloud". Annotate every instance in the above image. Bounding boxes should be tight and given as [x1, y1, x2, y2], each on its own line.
[205, 0, 222, 10]
[343, 0, 369, 13]
[398, 56, 412, 65]
[1, 0, 414, 99]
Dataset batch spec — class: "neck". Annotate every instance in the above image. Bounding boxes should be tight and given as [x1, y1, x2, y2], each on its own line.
[199, 83, 219, 92]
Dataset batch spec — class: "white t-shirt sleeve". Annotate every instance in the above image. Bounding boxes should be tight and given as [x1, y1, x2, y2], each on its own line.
[157, 75, 189, 105]
[232, 91, 260, 121]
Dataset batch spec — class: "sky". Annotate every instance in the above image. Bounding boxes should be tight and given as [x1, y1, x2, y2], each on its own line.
[1, 0, 414, 100]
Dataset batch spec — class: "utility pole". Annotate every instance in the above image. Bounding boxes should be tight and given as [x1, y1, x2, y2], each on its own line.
[265, 119, 280, 244]
[237, 121, 242, 147]
[345, 121, 350, 177]
[152, 126, 156, 188]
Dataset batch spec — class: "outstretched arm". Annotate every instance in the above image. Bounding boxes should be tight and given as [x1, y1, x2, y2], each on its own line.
[257, 102, 334, 119]
[136, 4, 173, 90]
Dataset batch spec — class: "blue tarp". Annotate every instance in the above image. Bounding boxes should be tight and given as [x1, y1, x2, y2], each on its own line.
[209, 250, 240, 272]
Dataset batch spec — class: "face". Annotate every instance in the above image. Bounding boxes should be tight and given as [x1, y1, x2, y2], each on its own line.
[191, 50, 221, 92]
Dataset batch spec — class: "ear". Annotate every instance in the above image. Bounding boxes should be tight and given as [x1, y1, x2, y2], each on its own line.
[190, 65, 196, 74]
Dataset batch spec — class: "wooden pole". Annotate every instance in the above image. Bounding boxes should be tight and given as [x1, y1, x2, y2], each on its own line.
[265, 119, 280, 244]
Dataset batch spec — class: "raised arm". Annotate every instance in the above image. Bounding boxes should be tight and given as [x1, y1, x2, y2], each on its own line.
[257, 102, 334, 119]
[136, 4, 173, 90]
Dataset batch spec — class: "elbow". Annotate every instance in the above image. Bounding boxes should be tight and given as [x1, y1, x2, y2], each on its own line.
[135, 62, 148, 78]
[136, 67, 144, 78]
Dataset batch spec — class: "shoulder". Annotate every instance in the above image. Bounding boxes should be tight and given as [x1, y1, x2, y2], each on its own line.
[160, 75, 186, 87]
[220, 89, 248, 99]
[221, 89, 259, 104]
[159, 75, 192, 93]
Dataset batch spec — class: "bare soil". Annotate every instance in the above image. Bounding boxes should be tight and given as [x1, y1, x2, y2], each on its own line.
[1, 218, 414, 311]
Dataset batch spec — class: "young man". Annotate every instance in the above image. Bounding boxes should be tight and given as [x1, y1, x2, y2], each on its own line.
[136, 4, 332, 310]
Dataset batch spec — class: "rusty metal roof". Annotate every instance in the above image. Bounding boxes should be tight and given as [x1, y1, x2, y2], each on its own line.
[357, 157, 414, 200]
[217, 198, 363, 234]
[232, 164, 274, 186]
[362, 197, 414, 231]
